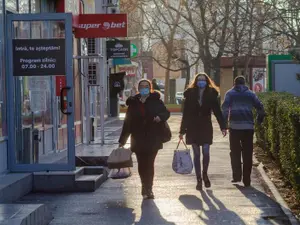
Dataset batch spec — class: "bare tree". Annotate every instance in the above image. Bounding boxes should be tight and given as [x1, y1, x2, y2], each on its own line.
[167, 0, 232, 85]
[263, 0, 300, 47]
[226, 0, 271, 80]
[132, 0, 202, 102]
[122, 0, 284, 96]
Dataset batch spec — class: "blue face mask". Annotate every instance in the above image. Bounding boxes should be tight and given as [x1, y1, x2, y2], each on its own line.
[140, 88, 150, 96]
[197, 80, 207, 88]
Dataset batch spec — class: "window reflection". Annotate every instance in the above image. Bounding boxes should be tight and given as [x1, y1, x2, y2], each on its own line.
[13, 22, 65, 136]
[6, 0, 17, 11]
[31, 0, 41, 13]
[19, 0, 29, 13]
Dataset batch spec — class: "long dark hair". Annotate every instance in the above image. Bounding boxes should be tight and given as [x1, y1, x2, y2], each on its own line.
[188, 72, 220, 93]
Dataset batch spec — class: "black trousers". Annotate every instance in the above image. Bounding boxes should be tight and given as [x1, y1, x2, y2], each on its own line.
[135, 150, 158, 189]
[229, 129, 254, 185]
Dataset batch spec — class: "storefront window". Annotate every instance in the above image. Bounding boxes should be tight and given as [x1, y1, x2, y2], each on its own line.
[31, 0, 41, 13]
[6, 0, 17, 11]
[17, 21, 55, 129]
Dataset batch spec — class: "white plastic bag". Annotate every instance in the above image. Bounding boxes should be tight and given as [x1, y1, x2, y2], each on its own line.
[172, 140, 193, 174]
[107, 147, 133, 169]
[108, 168, 132, 179]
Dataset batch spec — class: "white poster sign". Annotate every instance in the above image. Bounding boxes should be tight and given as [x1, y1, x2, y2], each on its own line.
[28, 77, 50, 91]
[30, 90, 47, 112]
[252, 68, 266, 93]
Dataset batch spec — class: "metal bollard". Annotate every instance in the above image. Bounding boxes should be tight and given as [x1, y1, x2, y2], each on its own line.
[32, 129, 40, 163]
[90, 117, 95, 142]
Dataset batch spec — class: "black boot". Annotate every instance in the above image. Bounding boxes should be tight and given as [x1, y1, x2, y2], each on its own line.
[146, 188, 155, 199]
[203, 172, 211, 188]
[143, 181, 154, 199]
[142, 186, 154, 200]
[196, 179, 202, 191]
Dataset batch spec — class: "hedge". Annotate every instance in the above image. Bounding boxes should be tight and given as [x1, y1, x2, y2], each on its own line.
[255, 92, 300, 199]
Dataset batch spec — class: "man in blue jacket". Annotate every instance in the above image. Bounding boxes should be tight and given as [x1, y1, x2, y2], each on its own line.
[222, 76, 265, 187]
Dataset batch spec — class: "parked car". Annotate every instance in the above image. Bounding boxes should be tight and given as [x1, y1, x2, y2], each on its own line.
[176, 92, 184, 104]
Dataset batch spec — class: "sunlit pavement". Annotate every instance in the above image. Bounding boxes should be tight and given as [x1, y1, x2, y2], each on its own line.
[17, 115, 289, 225]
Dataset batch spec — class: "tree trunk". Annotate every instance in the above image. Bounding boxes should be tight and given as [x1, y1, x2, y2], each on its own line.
[195, 62, 199, 74]
[204, 62, 210, 75]
[244, 56, 252, 87]
[212, 58, 221, 86]
[185, 67, 191, 89]
[164, 57, 171, 104]
[233, 56, 239, 80]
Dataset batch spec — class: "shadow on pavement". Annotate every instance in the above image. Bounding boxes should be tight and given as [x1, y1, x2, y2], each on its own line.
[180, 190, 246, 225]
[234, 184, 291, 224]
[105, 201, 136, 225]
[135, 200, 176, 225]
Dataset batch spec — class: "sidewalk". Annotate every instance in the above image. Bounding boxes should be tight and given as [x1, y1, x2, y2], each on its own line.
[75, 116, 125, 158]
[17, 115, 290, 225]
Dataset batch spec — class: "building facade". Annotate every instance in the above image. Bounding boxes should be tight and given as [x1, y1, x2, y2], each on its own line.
[151, 40, 185, 82]
[0, 0, 88, 173]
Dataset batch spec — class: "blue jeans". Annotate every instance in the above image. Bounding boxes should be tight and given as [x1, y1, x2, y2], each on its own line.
[192, 144, 210, 180]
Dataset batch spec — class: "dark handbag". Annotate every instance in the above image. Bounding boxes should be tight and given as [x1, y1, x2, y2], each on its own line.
[162, 122, 172, 143]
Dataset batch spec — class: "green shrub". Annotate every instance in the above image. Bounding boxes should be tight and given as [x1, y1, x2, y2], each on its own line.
[255, 92, 300, 199]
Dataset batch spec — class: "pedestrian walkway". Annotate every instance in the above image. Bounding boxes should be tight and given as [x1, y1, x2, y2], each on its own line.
[17, 115, 290, 225]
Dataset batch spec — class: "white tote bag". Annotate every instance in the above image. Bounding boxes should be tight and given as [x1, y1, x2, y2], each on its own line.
[108, 168, 132, 179]
[172, 140, 193, 174]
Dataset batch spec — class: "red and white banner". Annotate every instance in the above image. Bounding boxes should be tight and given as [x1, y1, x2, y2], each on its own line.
[74, 14, 128, 38]
[117, 65, 136, 77]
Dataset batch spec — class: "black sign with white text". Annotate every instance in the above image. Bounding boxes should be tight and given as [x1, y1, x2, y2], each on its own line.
[13, 39, 65, 76]
[106, 40, 130, 59]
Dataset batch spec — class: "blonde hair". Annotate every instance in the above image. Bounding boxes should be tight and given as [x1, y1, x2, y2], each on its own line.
[188, 72, 220, 93]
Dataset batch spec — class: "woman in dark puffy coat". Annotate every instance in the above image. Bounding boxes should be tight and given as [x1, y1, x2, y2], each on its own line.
[179, 73, 227, 191]
[119, 79, 170, 199]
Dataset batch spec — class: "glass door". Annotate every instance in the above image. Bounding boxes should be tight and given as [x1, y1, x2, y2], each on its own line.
[6, 13, 75, 171]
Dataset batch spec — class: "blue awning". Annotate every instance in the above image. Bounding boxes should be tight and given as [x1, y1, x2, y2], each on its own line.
[113, 58, 131, 66]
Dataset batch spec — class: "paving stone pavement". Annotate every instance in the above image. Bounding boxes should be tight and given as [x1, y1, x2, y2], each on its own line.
[17, 115, 290, 225]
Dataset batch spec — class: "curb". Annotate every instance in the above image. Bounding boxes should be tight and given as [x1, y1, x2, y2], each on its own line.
[257, 163, 300, 225]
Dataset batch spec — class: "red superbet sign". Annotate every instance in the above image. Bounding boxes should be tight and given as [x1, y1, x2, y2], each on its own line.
[74, 14, 128, 38]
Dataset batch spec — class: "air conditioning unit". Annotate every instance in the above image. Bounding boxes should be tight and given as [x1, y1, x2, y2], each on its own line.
[87, 38, 96, 55]
[88, 62, 99, 86]
[87, 38, 101, 55]
[106, 0, 119, 7]
[107, 6, 120, 14]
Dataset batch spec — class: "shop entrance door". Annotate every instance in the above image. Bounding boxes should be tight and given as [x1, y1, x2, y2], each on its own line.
[6, 13, 75, 172]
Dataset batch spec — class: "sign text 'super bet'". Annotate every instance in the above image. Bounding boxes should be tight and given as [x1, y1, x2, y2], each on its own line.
[74, 14, 128, 38]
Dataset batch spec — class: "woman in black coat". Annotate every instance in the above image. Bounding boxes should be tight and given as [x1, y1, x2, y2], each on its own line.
[179, 73, 227, 191]
[119, 79, 170, 199]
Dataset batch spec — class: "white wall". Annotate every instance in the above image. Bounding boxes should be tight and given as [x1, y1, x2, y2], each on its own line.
[176, 78, 186, 92]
